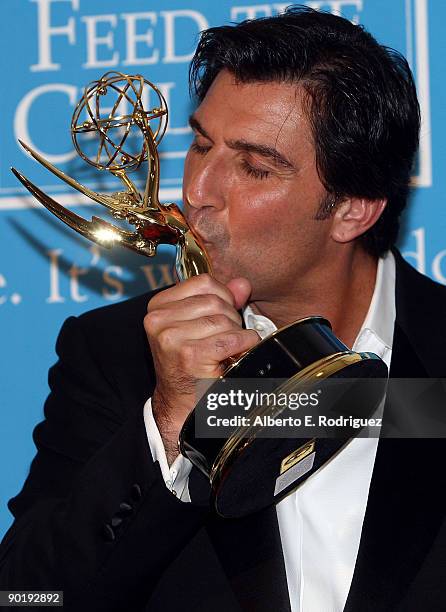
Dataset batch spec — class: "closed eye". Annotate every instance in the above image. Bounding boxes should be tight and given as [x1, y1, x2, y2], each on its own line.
[190, 141, 211, 154]
[190, 141, 271, 179]
[240, 160, 270, 180]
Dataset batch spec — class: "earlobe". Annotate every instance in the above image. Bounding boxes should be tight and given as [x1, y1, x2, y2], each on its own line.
[330, 197, 387, 244]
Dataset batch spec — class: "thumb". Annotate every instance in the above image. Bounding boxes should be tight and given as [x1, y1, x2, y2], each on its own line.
[226, 277, 252, 310]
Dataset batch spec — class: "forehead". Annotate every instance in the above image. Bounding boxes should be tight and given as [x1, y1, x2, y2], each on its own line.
[194, 70, 314, 158]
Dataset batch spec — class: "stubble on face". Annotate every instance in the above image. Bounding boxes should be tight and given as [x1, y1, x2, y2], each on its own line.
[188, 210, 231, 251]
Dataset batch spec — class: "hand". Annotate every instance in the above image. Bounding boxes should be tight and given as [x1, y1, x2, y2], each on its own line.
[144, 274, 260, 463]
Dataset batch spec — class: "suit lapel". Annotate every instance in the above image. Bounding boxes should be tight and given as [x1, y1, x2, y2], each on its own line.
[145, 504, 290, 612]
[345, 252, 446, 610]
[206, 505, 291, 612]
[344, 325, 438, 610]
[187, 454, 291, 611]
[145, 526, 244, 611]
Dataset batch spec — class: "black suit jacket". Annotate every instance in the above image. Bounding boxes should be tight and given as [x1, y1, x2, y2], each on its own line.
[1, 250, 445, 612]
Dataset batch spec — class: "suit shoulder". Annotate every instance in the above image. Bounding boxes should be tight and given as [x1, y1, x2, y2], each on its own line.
[56, 288, 168, 368]
[404, 261, 446, 295]
[394, 249, 446, 305]
[53, 290, 163, 403]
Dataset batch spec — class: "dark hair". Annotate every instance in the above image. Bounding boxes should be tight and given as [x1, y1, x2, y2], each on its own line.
[189, 6, 420, 257]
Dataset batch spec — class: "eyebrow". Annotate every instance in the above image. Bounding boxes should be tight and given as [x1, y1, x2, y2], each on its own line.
[188, 115, 295, 170]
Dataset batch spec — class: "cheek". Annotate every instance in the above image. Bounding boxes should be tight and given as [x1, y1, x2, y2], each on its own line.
[227, 187, 328, 265]
[228, 181, 283, 220]
[227, 183, 303, 241]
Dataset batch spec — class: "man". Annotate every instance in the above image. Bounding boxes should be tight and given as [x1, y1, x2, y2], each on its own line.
[1, 7, 445, 612]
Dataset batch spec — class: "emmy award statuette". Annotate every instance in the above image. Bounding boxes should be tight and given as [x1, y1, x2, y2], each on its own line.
[12, 72, 388, 518]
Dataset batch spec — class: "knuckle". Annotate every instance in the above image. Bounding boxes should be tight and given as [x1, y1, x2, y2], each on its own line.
[144, 311, 161, 334]
[158, 327, 177, 349]
[205, 294, 224, 312]
[197, 273, 214, 290]
[201, 313, 228, 330]
[147, 297, 157, 312]
[147, 290, 166, 310]
[147, 296, 156, 312]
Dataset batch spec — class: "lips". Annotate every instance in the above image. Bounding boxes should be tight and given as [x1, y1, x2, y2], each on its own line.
[187, 224, 209, 245]
[185, 217, 211, 245]
[185, 211, 229, 250]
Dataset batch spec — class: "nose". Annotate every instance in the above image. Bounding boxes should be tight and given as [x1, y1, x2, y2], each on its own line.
[183, 148, 224, 212]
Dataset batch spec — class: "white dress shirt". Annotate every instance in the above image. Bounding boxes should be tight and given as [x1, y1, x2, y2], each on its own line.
[143, 251, 396, 612]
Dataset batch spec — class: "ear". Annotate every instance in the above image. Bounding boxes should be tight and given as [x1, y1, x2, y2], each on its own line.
[330, 197, 387, 244]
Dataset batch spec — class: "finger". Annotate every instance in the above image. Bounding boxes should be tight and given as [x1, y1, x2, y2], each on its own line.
[156, 315, 242, 347]
[226, 277, 252, 310]
[188, 329, 261, 365]
[150, 294, 243, 326]
[149, 274, 236, 309]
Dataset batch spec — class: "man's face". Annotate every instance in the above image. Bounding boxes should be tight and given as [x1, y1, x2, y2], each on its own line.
[183, 70, 336, 302]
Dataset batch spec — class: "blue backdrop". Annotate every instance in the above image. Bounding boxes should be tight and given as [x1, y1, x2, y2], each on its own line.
[0, 0, 444, 537]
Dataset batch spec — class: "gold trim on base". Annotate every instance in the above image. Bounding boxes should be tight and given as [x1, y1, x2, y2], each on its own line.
[210, 350, 376, 486]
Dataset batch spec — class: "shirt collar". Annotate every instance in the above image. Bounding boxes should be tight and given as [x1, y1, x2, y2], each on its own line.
[243, 306, 277, 340]
[243, 251, 396, 352]
[355, 250, 395, 352]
